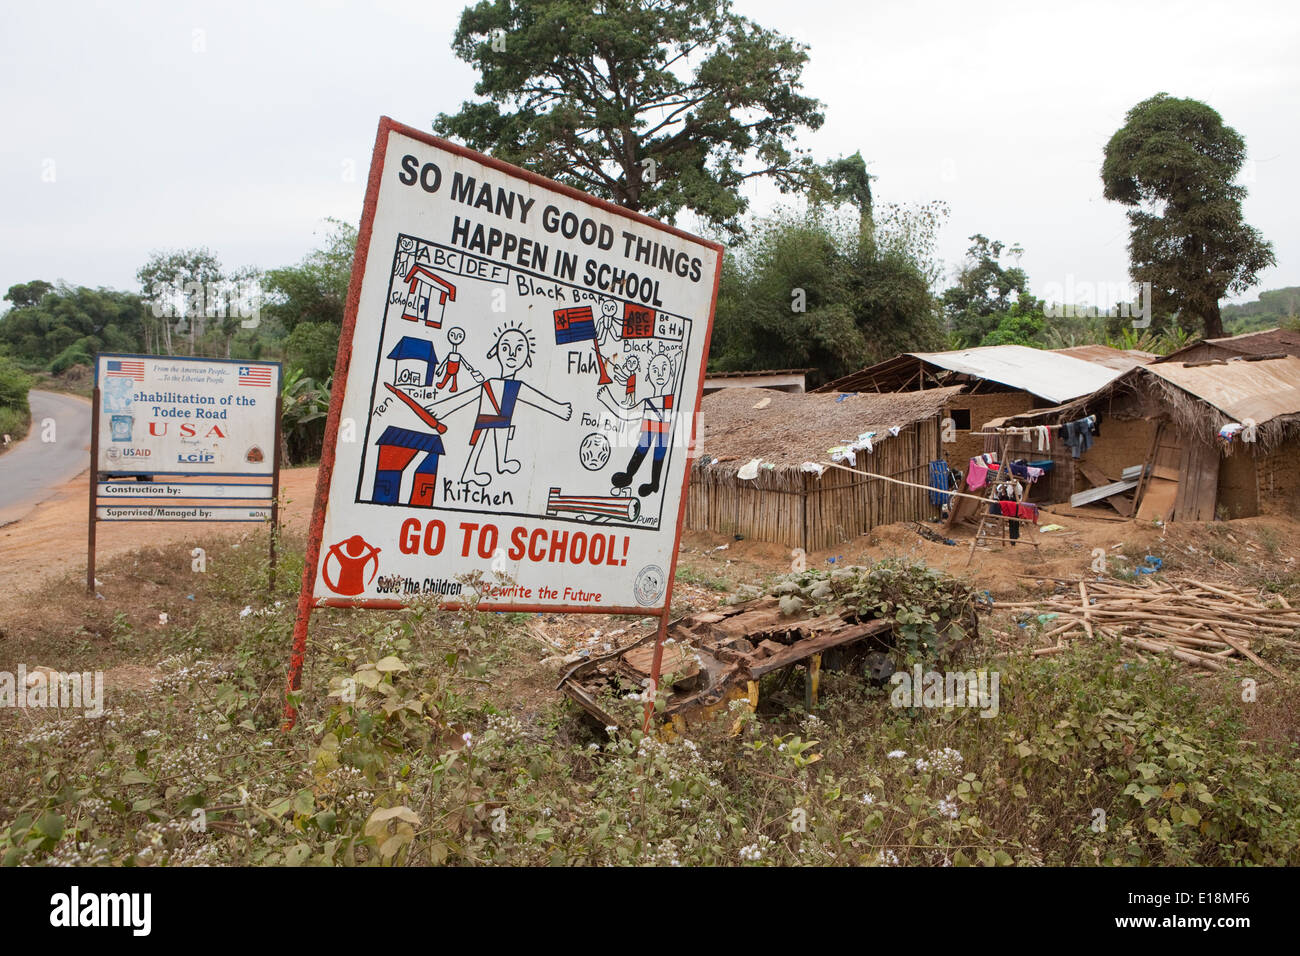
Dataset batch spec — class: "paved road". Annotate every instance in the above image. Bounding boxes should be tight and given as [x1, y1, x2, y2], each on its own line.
[0, 390, 92, 526]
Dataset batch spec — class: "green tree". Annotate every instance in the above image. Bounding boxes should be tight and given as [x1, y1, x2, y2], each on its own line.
[435, 0, 825, 233]
[284, 321, 342, 382]
[262, 219, 357, 334]
[136, 248, 224, 354]
[3, 281, 53, 311]
[0, 284, 148, 370]
[1102, 93, 1275, 339]
[709, 206, 942, 386]
[940, 235, 1029, 346]
[979, 303, 1046, 347]
[820, 151, 873, 224]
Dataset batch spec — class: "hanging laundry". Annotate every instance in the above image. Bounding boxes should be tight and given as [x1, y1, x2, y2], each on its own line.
[1016, 502, 1039, 524]
[968, 457, 990, 490]
[928, 460, 952, 506]
[992, 499, 1020, 541]
[1218, 422, 1244, 444]
[1061, 415, 1098, 459]
[829, 446, 856, 467]
[849, 431, 877, 454]
[1034, 425, 1051, 452]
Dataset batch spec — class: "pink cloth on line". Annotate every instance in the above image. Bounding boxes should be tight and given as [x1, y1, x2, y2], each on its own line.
[968, 459, 990, 489]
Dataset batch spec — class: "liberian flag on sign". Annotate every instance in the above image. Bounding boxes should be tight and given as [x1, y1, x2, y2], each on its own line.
[238, 365, 273, 387]
[105, 359, 144, 381]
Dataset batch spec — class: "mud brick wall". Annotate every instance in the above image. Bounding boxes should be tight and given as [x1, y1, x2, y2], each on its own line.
[946, 391, 1036, 468]
[1252, 441, 1300, 517]
[1073, 418, 1157, 495]
[1217, 447, 1259, 518]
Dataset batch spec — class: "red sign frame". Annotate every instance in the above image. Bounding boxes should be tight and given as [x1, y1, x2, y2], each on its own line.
[283, 117, 723, 727]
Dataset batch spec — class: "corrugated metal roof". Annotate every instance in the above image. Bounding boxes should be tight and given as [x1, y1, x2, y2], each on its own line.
[1054, 345, 1156, 371]
[1154, 327, 1300, 363]
[1144, 356, 1300, 425]
[905, 345, 1125, 404]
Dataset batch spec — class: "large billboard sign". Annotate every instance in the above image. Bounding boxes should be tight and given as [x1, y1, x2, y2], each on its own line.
[94, 354, 280, 478]
[306, 118, 722, 614]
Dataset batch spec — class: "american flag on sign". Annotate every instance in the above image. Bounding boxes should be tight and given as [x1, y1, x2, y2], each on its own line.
[238, 365, 273, 387]
[105, 359, 144, 380]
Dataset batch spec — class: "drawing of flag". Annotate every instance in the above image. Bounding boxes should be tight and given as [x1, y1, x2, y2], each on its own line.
[553, 306, 596, 344]
[105, 359, 144, 380]
[238, 365, 274, 387]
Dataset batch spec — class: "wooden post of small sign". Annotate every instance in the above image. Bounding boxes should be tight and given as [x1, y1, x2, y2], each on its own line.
[268, 390, 284, 592]
[86, 386, 100, 595]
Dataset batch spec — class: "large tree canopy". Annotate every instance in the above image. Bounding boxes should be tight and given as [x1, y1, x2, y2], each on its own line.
[435, 0, 825, 233]
[0, 283, 148, 371]
[1102, 93, 1274, 339]
[940, 235, 1029, 346]
[709, 207, 943, 387]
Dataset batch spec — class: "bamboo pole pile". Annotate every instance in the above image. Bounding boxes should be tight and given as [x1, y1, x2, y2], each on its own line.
[998, 578, 1299, 678]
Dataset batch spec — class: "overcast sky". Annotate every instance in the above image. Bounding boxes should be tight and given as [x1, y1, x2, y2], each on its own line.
[2, 0, 1295, 310]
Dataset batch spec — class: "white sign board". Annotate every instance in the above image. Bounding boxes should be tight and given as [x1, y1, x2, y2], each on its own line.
[311, 119, 721, 613]
[94, 354, 280, 476]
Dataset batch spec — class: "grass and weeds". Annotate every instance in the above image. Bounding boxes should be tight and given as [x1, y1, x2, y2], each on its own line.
[1, 535, 1297, 866]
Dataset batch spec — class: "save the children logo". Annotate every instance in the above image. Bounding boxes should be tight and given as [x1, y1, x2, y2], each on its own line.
[322, 535, 382, 595]
[634, 564, 666, 606]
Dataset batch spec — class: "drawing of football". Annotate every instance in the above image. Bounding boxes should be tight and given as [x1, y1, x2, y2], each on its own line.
[578, 432, 611, 471]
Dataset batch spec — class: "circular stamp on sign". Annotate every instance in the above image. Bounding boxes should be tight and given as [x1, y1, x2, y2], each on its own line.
[633, 564, 666, 607]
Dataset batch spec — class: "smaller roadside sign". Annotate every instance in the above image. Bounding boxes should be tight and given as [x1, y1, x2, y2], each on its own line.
[94, 353, 280, 477]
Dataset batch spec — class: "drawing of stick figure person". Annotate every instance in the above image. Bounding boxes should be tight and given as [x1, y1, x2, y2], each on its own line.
[596, 297, 622, 344]
[611, 353, 639, 407]
[431, 325, 573, 486]
[435, 327, 480, 393]
[322, 535, 381, 596]
[598, 351, 677, 497]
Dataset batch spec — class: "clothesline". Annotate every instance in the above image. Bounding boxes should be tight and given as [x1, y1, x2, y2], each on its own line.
[815, 459, 1043, 523]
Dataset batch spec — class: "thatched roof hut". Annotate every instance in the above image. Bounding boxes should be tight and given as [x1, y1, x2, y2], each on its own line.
[687, 386, 964, 550]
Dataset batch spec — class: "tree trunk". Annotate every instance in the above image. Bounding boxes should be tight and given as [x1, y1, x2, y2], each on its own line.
[1204, 302, 1224, 339]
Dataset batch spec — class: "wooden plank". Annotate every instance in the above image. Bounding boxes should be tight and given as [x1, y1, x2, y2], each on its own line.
[1137, 477, 1178, 521]
[1078, 462, 1110, 488]
[747, 619, 892, 678]
[1174, 440, 1219, 522]
[1044, 503, 1132, 522]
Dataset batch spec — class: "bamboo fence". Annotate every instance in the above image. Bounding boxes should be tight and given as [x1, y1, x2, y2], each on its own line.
[686, 417, 942, 551]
